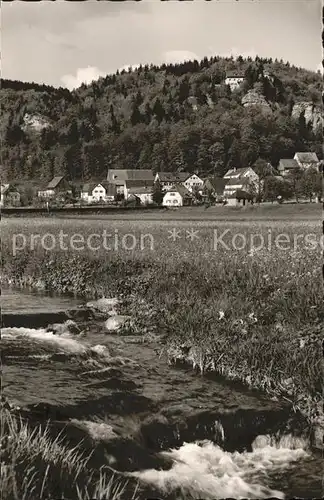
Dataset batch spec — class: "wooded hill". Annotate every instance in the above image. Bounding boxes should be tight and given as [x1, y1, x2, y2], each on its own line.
[1, 56, 322, 182]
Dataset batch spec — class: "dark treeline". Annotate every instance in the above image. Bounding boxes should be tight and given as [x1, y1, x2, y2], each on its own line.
[1, 55, 322, 182]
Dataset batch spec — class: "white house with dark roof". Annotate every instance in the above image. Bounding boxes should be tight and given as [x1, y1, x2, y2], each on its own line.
[225, 71, 245, 91]
[81, 181, 116, 204]
[162, 185, 193, 207]
[224, 167, 259, 183]
[154, 171, 190, 191]
[223, 167, 259, 199]
[183, 173, 204, 194]
[223, 177, 253, 198]
[294, 152, 319, 171]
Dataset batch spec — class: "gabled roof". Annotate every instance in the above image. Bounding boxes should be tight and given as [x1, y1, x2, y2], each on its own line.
[82, 181, 114, 194]
[1, 184, 10, 195]
[294, 152, 319, 163]
[47, 176, 66, 189]
[224, 167, 254, 178]
[204, 177, 226, 194]
[1, 184, 19, 195]
[107, 169, 154, 183]
[225, 177, 250, 187]
[278, 159, 299, 171]
[125, 179, 154, 189]
[127, 186, 153, 195]
[225, 71, 245, 79]
[165, 184, 192, 198]
[156, 171, 190, 182]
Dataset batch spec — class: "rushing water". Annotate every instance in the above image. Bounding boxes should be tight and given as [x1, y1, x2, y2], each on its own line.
[2, 290, 323, 499]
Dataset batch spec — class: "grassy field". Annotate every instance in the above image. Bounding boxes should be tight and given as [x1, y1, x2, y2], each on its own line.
[2, 202, 321, 221]
[2, 213, 323, 495]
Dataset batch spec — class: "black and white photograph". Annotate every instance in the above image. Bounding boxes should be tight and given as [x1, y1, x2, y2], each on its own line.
[1, 0, 323, 499]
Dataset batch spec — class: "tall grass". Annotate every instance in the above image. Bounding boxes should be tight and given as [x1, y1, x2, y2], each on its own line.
[0, 406, 139, 500]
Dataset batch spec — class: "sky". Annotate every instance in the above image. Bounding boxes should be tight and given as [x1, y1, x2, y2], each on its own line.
[2, 0, 322, 90]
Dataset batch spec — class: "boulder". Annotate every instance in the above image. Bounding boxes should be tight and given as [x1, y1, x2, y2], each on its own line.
[66, 307, 95, 322]
[47, 319, 81, 336]
[105, 315, 132, 332]
[241, 90, 271, 112]
[86, 297, 120, 315]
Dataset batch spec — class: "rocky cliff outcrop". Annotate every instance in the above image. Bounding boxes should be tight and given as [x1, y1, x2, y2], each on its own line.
[291, 102, 322, 132]
[241, 90, 272, 112]
[22, 113, 51, 132]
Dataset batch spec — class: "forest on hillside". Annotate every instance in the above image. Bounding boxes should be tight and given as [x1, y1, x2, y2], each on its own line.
[1, 55, 322, 182]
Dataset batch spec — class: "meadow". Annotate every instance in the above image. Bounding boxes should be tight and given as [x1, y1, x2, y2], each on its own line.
[2, 213, 322, 400]
[1, 211, 323, 498]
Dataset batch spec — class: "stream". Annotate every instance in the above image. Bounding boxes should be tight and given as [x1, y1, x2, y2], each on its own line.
[2, 289, 322, 499]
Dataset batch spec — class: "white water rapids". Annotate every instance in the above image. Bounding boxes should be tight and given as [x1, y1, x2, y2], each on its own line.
[132, 438, 309, 499]
[3, 324, 316, 499]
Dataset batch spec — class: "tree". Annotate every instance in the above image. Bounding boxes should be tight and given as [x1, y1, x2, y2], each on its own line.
[298, 168, 322, 202]
[130, 103, 142, 126]
[263, 177, 293, 203]
[152, 98, 165, 124]
[178, 77, 190, 104]
[253, 158, 273, 198]
[152, 180, 164, 205]
[288, 166, 304, 203]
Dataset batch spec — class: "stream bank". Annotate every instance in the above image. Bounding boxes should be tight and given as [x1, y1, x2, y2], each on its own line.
[2, 289, 323, 499]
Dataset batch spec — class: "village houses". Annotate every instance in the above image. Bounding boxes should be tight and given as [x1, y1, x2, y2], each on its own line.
[38, 176, 72, 199]
[202, 177, 227, 201]
[155, 171, 204, 194]
[0, 184, 21, 207]
[183, 173, 204, 194]
[124, 179, 154, 204]
[154, 172, 190, 192]
[294, 152, 319, 171]
[162, 185, 193, 207]
[221, 167, 260, 205]
[81, 181, 116, 204]
[107, 169, 154, 198]
[277, 159, 299, 176]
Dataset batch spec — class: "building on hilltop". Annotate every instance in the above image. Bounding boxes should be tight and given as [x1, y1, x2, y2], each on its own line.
[225, 71, 245, 91]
